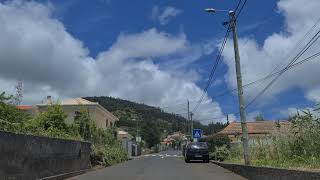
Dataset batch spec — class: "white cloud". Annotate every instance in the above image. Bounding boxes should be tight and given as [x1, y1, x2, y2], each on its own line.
[0, 1, 226, 124]
[246, 111, 262, 121]
[280, 107, 320, 118]
[222, 0, 320, 107]
[151, 6, 182, 25]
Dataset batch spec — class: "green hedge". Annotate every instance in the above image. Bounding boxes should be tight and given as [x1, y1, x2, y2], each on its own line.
[200, 134, 231, 152]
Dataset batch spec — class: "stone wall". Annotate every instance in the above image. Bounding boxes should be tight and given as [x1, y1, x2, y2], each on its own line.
[0, 131, 91, 180]
[213, 161, 320, 180]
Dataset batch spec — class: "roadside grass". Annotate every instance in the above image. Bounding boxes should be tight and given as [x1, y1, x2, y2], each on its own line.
[225, 157, 320, 171]
[225, 110, 320, 171]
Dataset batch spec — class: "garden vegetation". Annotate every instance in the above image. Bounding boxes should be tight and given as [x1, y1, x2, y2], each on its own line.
[227, 110, 320, 170]
[0, 92, 127, 167]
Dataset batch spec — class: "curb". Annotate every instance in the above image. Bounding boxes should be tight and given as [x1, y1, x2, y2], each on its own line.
[40, 169, 90, 180]
[212, 161, 320, 180]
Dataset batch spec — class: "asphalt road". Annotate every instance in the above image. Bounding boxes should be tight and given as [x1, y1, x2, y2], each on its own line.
[70, 150, 246, 180]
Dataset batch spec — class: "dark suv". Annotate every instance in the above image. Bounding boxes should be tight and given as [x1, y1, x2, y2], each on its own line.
[184, 142, 209, 163]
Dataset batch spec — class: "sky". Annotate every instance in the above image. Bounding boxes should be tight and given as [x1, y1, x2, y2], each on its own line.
[0, 0, 320, 124]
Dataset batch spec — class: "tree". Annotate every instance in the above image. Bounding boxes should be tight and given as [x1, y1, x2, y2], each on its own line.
[35, 104, 68, 131]
[14, 81, 23, 105]
[141, 120, 160, 148]
[254, 114, 265, 121]
[74, 107, 93, 141]
[200, 134, 231, 153]
[0, 92, 28, 123]
[206, 122, 229, 135]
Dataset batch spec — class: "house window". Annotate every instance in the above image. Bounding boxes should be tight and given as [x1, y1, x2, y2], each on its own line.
[106, 119, 109, 128]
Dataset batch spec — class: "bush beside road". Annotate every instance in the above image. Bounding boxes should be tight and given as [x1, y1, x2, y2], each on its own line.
[0, 92, 128, 168]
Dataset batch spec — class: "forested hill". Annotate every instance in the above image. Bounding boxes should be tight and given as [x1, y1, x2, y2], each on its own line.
[83, 96, 193, 135]
[83, 96, 227, 137]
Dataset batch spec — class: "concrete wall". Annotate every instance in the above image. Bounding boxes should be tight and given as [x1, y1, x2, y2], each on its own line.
[0, 131, 91, 180]
[213, 161, 320, 180]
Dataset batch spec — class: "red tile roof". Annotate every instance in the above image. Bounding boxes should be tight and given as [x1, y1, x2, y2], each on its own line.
[16, 105, 33, 110]
[218, 121, 290, 135]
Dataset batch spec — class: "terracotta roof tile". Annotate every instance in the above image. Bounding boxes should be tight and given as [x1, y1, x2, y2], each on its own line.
[218, 121, 290, 135]
[16, 105, 33, 110]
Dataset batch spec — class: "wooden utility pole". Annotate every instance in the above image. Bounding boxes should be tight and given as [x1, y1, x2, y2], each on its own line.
[190, 112, 193, 140]
[187, 100, 190, 137]
[229, 11, 250, 165]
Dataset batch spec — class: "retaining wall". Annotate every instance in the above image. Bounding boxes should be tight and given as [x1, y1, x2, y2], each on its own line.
[213, 161, 320, 180]
[0, 131, 91, 180]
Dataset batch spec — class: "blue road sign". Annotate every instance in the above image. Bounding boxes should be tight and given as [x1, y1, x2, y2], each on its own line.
[192, 129, 202, 139]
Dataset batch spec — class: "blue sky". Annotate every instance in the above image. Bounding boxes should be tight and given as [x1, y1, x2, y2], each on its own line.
[0, 0, 319, 123]
[47, 0, 302, 120]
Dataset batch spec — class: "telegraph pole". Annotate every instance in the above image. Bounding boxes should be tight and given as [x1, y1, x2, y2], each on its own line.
[190, 112, 193, 141]
[227, 114, 229, 124]
[229, 11, 250, 165]
[187, 100, 190, 136]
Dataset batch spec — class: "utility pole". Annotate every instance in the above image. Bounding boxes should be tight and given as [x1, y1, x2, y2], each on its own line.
[187, 100, 190, 137]
[227, 114, 229, 124]
[190, 112, 193, 141]
[229, 11, 250, 165]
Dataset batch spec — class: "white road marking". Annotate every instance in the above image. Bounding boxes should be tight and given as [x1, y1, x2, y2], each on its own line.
[143, 153, 183, 158]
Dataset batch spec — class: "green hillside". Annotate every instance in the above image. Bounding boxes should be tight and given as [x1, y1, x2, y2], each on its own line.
[84, 96, 189, 134]
[83, 96, 227, 147]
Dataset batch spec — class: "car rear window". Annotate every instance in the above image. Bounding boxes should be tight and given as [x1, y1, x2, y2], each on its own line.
[190, 142, 208, 149]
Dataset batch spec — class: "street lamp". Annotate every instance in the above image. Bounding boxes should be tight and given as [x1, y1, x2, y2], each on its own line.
[204, 8, 229, 13]
[204, 7, 250, 165]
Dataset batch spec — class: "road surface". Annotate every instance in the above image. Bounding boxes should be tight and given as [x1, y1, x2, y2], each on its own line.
[70, 150, 246, 180]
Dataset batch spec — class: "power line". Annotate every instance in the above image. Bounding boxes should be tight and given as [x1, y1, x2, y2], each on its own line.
[245, 27, 320, 108]
[194, 50, 320, 122]
[234, 0, 243, 12]
[191, 1, 247, 115]
[235, 0, 247, 20]
[212, 15, 320, 100]
[191, 29, 230, 113]
[268, 16, 320, 76]
[212, 50, 320, 99]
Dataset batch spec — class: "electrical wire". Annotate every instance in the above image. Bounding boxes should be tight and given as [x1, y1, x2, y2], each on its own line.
[194, 50, 320, 122]
[245, 28, 320, 108]
[235, 0, 247, 20]
[212, 51, 320, 99]
[191, 29, 230, 114]
[234, 0, 243, 12]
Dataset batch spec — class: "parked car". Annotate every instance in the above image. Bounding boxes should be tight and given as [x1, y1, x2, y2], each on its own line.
[184, 142, 209, 163]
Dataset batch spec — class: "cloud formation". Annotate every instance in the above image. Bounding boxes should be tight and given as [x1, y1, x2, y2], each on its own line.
[222, 0, 320, 108]
[151, 6, 182, 25]
[0, 1, 226, 124]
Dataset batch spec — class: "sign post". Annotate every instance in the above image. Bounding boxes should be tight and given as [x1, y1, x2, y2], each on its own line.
[192, 129, 202, 142]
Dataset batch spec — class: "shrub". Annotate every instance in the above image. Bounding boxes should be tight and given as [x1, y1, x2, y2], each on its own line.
[0, 92, 128, 167]
[213, 145, 231, 161]
[0, 92, 29, 132]
[200, 134, 230, 152]
[74, 107, 93, 141]
[91, 144, 128, 166]
[227, 110, 320, 169]
[22, 104, 81, 140]
[75, 108, 127, 166]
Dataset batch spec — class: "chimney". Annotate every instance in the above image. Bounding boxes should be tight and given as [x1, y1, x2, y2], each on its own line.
[47, 96, 52, 105]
